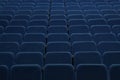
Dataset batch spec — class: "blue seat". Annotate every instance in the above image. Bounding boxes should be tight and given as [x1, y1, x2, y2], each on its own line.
[98, 41, 120, 54]
[10, 19, 28, 26]
[91, 25, 111, 34]
[0, 42, 19, 54]
[23, 33, 46, 43]
[103, 51, 120, 67]
[81, 5, 97, 10]
[0, 10, 15, 15]
[50, 19, 67, 26]
[0, 26, 4, 34]
[29, 20, 48, 26]
[100, 9, 117, 15]
[0, 14, 12, 21]
[16, 10, 32, 15]
[85, 14, 103, 20]
[31, 15, 48, 20]
[104, 14, 120, 20]
[72, 41, 97, 54]
[44, 64, 74, 80]
[0, 65, 8, 80]
[0, 52, 14, 67]
[51, 10, 65, 15]
[20, 42, 45, 54]
[67, 10, 82, 15]
[93, 33, 117, 43]
[32, 10, 48, 15]
[97, 5, 113, 10]
[71, 33, 92, 43]
[83, 10, 100, 15]
[14, 14, 30, 20]
[51, 7, 64, 10]
[108, 19, 120, 26]
[27, 26, 47, 34]
[88, 19, 107, 26]
[47, 42, 71, 52]
[1, 33, 22, 43]
[74, 51, 102, 67]
[48, 26, 67, 33]
[50, 15, 66, 19]
[47, 33, 69, 42]
[11, 65, 42, 80]
[45, 52, 72, 64]
[110, 64, 120, 80]
[16, 52, 43, 66]
[112, 25, 120, 35]
[68, 14, 84, 20]
[5, 26, 25, 34]
[69, 25, 89, 34]
[0, 20, 9, 27]
[68, 19, 87, 26]
[76, 64, 107, 80]
[118, 33, 120, 40]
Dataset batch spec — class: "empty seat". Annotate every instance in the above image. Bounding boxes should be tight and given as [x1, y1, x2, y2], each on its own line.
[50, 15, 66, 19]
[88, 19, 107, 26]
[51, 10, 65, 15]
[50, 19, 67, 26]
[16, 10, 32, 15]
[91, 25, 111, 34]
[48, 26, 67, 33]
[71, 33, 92, 42]
[108, 19, 120, 26]
[0, 20, 9, 27]
[98, 41, 120, 54]
[112, 25, 120, 35]
[33, 10, 48, 15]
[27, 26, 47, 34]
[0, 33, 22, 43]
[69, 25, 89, 34]
[11, 65, 42, 80]
[0, 14, 12, 21]
[93, 33, 117, 43]
[104, 14, 120, 20]
[45, 52, 72, 64]
[68, 14, 84, 20]
[47, 33, 69, 42]
[29, 20, 48, 26]
[68, 19, 87, 26]
[13, 15, 30, 20]
[100, 10, 117, 15]
[0, 42, 19, 54]
[31, 15, 48, 20]
[97, 5, 113, 10]
[74, 51, 102, 67]
[10, 20, 28, 26]
[76, 64, 107, 80]
[0, 65, 8, 80]
[0, 52, 14, 67]
[16, 52, 43, 66]
[85, 14, 103, 20]
[5, 26, 25, 34]
[84, 10, 100, 15]
[103, 51, 120, 67]
[0, 26, 4, 34]
[110, 64, 120, 80]
[44, 64, 74, 80]
[72, 41, 97, 54]
[23, 33, 46, 43]
[20, 42, 45, 54]
[67, 10, 82, 15]
[47, 42, 71, 52]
